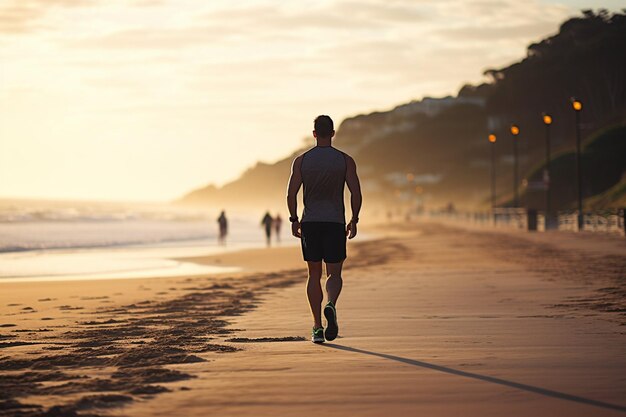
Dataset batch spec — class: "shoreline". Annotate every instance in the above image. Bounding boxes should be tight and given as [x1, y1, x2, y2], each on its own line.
[0, 237, 325, 416]
[0, 237, 300, 283]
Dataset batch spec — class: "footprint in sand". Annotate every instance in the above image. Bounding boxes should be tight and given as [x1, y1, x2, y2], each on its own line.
[58, 305, 84, 311]
[226, 336, 306, 343]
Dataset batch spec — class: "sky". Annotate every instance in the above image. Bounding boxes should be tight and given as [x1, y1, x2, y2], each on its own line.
[0, 0, 622, 202]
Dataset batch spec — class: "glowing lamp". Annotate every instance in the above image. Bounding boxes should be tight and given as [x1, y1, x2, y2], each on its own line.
[542, 114, 552, 125]
[510, 125, 520, 136]
[488, 134, 496, 143]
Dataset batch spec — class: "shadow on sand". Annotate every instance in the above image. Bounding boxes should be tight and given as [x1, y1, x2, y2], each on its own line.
[323, 344, 626, 413]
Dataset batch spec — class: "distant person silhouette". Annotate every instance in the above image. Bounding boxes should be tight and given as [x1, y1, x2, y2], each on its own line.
[287, 115, 362, 343]
[261, 211, 273, 247]
[274, 214, 282, 242]
[217, 210, 228, 245]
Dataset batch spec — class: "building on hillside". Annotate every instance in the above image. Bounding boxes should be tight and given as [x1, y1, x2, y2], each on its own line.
[395, 96, 486, 117]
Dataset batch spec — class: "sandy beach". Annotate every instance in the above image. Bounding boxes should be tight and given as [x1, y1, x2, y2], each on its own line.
[1, 221, 625, 417]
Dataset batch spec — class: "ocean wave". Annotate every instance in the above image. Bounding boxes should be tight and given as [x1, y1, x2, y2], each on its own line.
[0, 200, 267, 255]
[0, 210, 209, 223]
[0, 233, 213, 254]
[0, 199, 212, 223]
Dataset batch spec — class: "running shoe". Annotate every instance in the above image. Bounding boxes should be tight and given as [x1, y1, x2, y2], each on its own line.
[311, 327, 325, 344]
[324, 301, 338, 341]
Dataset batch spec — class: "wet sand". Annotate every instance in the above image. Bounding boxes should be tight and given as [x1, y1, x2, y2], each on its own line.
[1, 222, 625, 416]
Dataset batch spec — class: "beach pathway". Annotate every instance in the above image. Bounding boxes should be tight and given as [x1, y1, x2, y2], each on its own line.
[120, 223, 626, 417]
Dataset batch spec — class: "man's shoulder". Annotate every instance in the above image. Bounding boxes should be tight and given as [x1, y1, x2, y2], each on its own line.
[336, 148, 356, 165]
[292, 147, 317, 164]
[291, 152, 305, 165]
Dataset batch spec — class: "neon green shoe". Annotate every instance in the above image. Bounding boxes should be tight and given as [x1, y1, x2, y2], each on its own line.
[312, 327, 325, 344]
[324, 301, 338, 341]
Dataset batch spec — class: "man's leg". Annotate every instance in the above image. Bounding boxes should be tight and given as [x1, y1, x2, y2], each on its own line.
[325, 261, 343, 305]
[306, 261, 323, 328]
[322, 261, 343, 341]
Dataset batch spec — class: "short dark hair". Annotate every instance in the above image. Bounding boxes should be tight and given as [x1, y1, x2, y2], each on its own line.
[314, 115, 334, 138]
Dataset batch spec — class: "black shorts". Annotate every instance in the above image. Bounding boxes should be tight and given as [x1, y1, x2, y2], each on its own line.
[301, 222, 346, 263]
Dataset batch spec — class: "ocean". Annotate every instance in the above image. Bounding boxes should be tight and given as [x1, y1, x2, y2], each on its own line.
[0, 199, 289, 282]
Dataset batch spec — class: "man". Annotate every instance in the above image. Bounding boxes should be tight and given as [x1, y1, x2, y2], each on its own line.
[286, 115, 362, 344]
[217, 210, 228, 246]
[274, 213, 282, 242]
[261, 211, 273, 247]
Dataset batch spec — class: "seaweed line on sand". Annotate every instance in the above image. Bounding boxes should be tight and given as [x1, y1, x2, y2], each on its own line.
[0, 239, 399, 417]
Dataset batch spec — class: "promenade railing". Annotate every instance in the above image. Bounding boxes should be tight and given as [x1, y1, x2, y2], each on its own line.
[425, 208, 625, 236]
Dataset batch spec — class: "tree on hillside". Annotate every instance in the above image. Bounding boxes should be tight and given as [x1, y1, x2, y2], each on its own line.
[483, 10, 626, 145]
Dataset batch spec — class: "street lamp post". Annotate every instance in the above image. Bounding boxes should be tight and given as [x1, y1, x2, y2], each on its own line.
[510, 124, 520, 207]
[489, 134, 497, 223]
[571, 98, 583, 231]
[542, 113, 552, 228]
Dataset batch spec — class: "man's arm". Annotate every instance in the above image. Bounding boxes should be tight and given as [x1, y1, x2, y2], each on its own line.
[345, 155, 362, 239]
[286, 155, 303, 238]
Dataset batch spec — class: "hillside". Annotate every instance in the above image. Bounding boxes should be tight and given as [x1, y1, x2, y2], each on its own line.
[520, 124, 626, 210]
[179, 10, 626, 213]
[585, 178, 626, 209]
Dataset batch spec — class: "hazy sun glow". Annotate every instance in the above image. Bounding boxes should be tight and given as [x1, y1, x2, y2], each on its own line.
[0, 0, 619, 201]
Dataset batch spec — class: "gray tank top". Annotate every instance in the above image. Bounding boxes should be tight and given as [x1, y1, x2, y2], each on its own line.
[301, 146, 347, 224]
